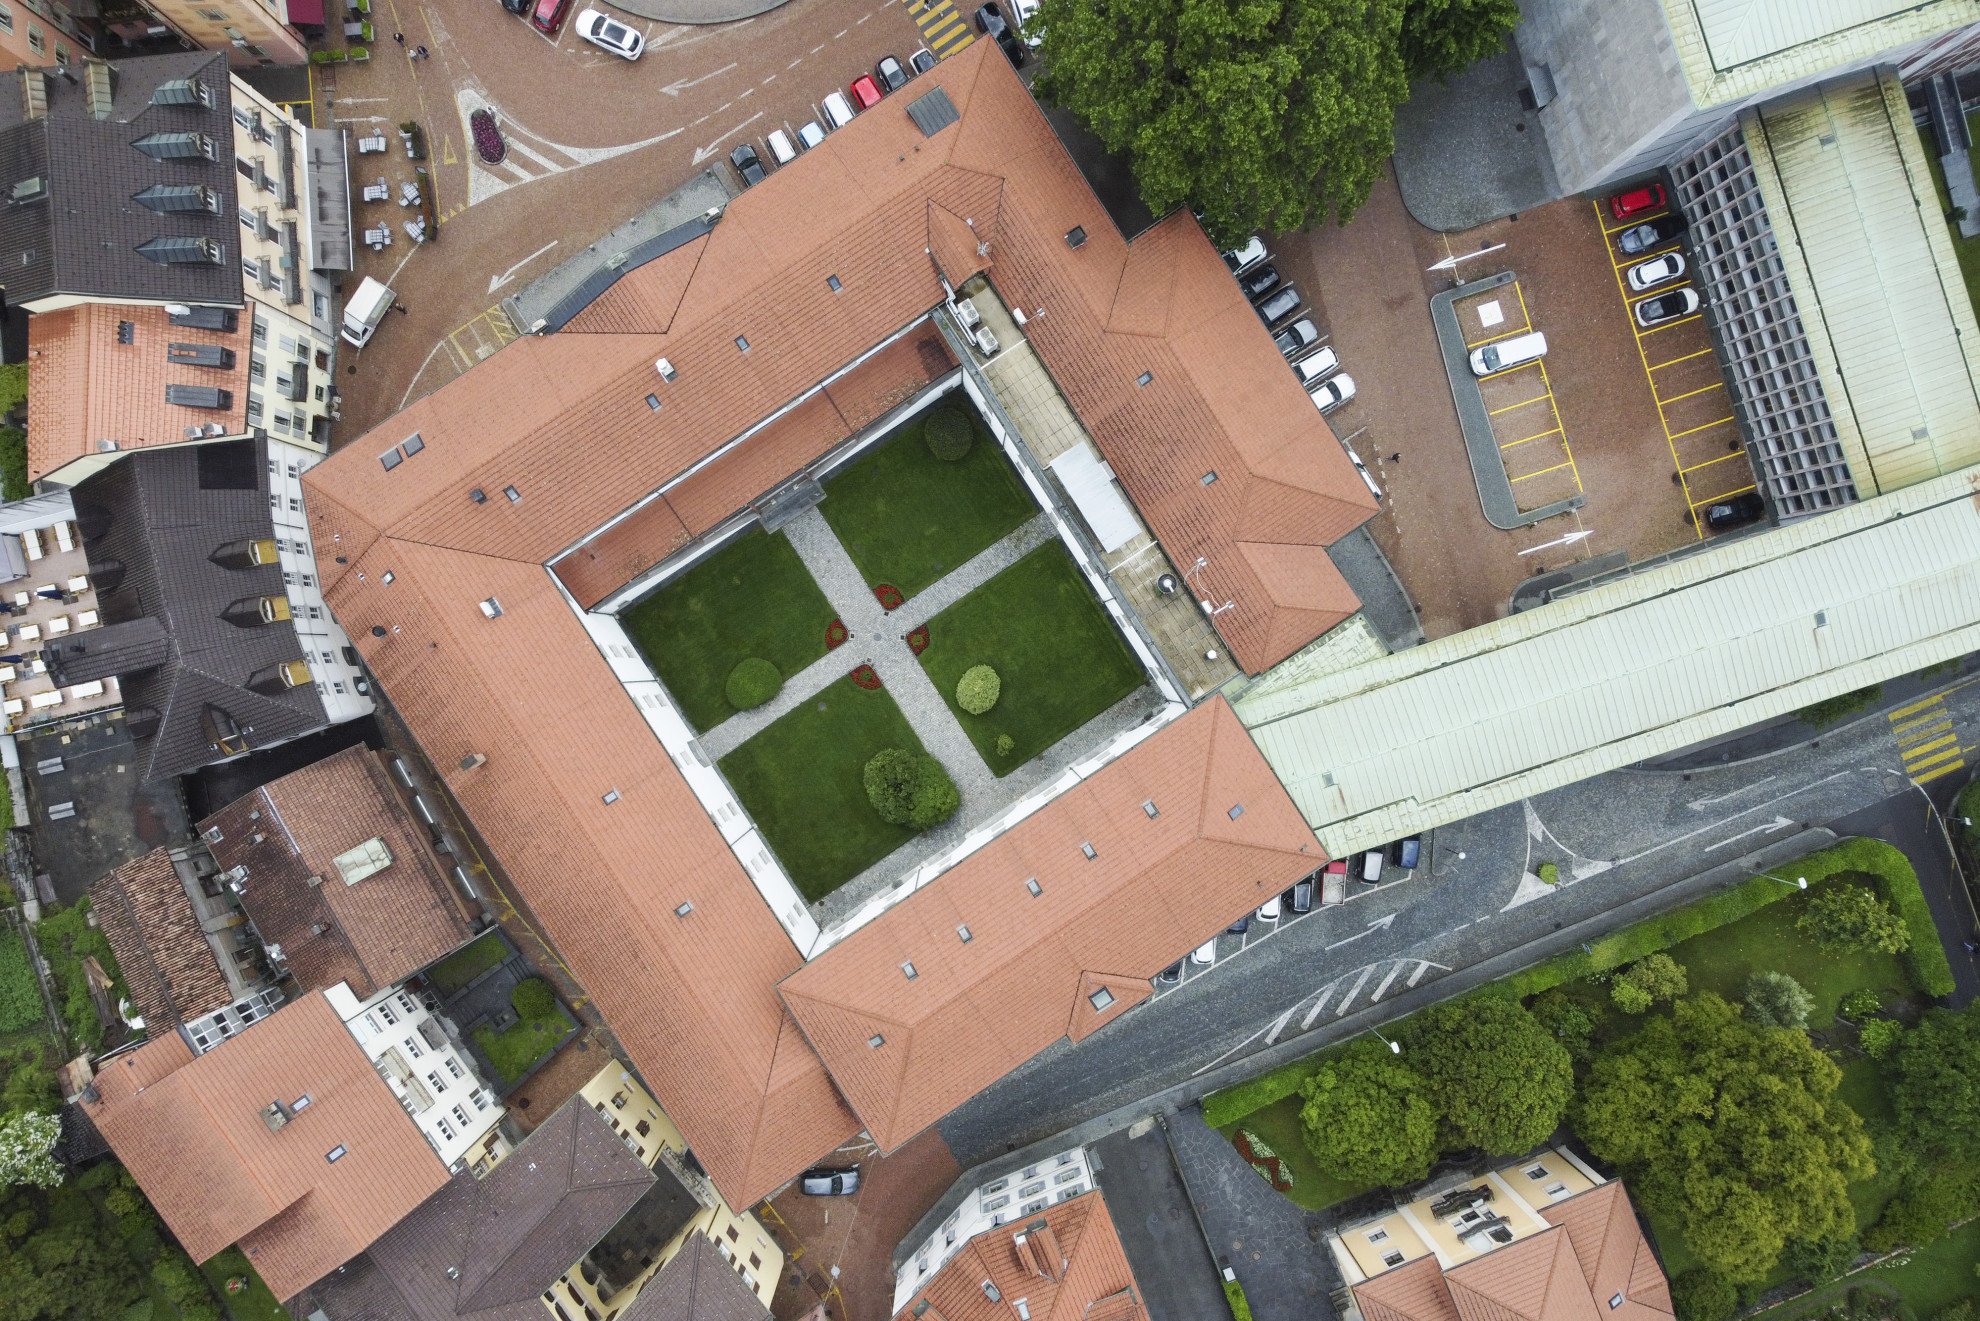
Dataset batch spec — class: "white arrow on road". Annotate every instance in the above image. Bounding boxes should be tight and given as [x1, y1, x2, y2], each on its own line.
[1427, 241, 1506, 272]
[1324, 911, 1398, 951]
[692, 111, 764, 165]
[1704, 814, 1796, 851]
[1518, 529, 1594, 557]
[486, 240, 560, 295]
[662, 63, 737, 97]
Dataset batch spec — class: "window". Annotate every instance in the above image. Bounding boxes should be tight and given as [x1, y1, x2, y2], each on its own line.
[503, 485, 520, 503]
[427, 1070, 448, 1093]
[1025, 878, 1042, 897]
[1136, 372, 1152, 387]
[380, 448, 402, 471]
[1366, 1229, 1389, 1244]
[827, 274, 842, 291]
[1545, 1182, 1567, 1198]
[198, 6, 227, 17]
[1382, 1251, 1405, 1268]
[470, 1089, 489, 1110]
[734, 335, 749, 352]
[867, 1034, 885, 1048]
[436, 1116, 455, 1140]
[397, 992, 416, 1014]
[452, 1105, 469, 1127]
[291, 1094, 312, 1111]
[957, 924, 972, 943]
[445, 1057, 464, 1080]
[1088, 988, 1114, 1011]
[645, 393, 661, 410]
[378, 1002, 398, 1026]
[326, 1144, 347, 1163]
[404, 1036, 423, 1059]
[1014, 1303, 1030, 1321]
[1227, 804, 1244, 820]
[0, 5, 14, 32]
[313, 292, 328, 319]
[242, 257, 261, 282]
[726, 1225, 739, 1242]
[1525, 1165, 1548, 1180]
[52, 43, 64, 64]
[27, 24, 42, 52]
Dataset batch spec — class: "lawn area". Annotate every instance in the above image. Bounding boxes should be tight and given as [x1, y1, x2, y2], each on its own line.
[424, 930, 509, 995]
[620, 529, 838, 734]
[1218, 1090, 1373, 1213]
[917, 542, 1145, 776]
[471, 998, 574, 1086]
[1753, 1218, 1980, 1319]
[0, 924, 44, 1034]
[818, 399, 1037, 601]
[717, 673, 929, 901]
[1918, 125, 1980, 325]
[199, 1248, 287, 1321]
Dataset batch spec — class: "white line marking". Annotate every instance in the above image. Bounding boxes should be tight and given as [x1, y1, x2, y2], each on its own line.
[1685, 775, 1777, 810]
[486, 239, 559, 294]
[1263, 1006, 1296, 1046]
[1406, 960, 1435, 988]
[1370, 961, 1406, 1002]
[1300, 983, 1338, 1030]
[1334, 963, 1379, 1016]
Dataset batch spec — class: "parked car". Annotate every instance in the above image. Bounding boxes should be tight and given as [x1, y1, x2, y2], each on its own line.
[1309, 373, 1356, 414]
[530, 0, 570, 34]
[1633, 287, 1700, 328]
[1288, 877, 1315, 913]
[730, 142, 766, 187]
[1257, 895, 1282, 922]
[1360, 850, 1384, 883]
[799, 1168, 859, 1196]
[975, 3, 1026, 66]
[1469, 331, 1547, 377]
[1227, 913, 1250, 936]
[1390, 835, 1422, 869]
[1008, 0, 1042, 45]
[501, 0, 528, 15]
[1294, 346, 1340, 388]
[1701, 490, 1767, 532]
[1190, 939, 1217, 966]
[1156, 961, 1182, 985]
[1273, 317, 1320, 359]
[1626, 251, 1686, 292]
[1617, 214, 1684, 255]
[574, 7, 643, 57]
[1255, 285, 1300, 327]
[1222, 235, 1267, 274]
[766, 128, 797, 165]
[849, 73, 883, 109]
[822, 90, 856, 129]
[797, 120, 827, 150]
[911, 47, 937, 74]
[876, 55, 908, 92]
[1238, 264, 1281, 302]
[1608, 183, 1666, 220]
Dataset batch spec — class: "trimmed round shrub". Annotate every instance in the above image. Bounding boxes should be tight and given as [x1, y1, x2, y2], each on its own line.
[511, 977, 556, 1019]
[956, 664, 1001, 715]
[1839, 988, 1882, 1021]
[994, 733, 1016, 758]
[864, 748, 920, 825]
[924, 406, 974, 461]
[725, 657, 781, 711]
[908, 757, 960, 829]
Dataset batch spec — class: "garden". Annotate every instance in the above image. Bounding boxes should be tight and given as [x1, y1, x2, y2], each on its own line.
[916, 542, 1146, 775]
[424, 929, 509, 996]
[469, 976, 576, 1088]
[1203, 838, 1979, 1320]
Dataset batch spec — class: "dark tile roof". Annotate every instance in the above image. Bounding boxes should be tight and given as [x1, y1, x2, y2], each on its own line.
[87, 844, 234, 1029]
[618, 1233, 772, 1321]
[0, 52, 244, 308]
[49, 437, 329, 781]
[290, 1095, 658, 1320]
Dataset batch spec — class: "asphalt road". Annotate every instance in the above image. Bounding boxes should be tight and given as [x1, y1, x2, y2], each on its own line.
[935, 666, 1980, 1166]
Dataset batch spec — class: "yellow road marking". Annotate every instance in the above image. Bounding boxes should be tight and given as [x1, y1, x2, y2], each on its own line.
[1638, 313, 1704, 334]
[1667, 415, 1736, 441]
[1512, 461, 1574, 482]
[1658, 381, 1727, 407]
[1889, 692, 1949, 721]
[1476, 359, 1540, 380]
[1892, 712, 1952, 740]
[1915, 760, 1968, 785]
[1602, 209, 1670, 235]
[1907, 744, 1964, 772]
[1905, 733, 1960, 760]
[1649, 347, 1715, 370]
[1534, 358, 1582, 493]
[1488, 394, 1551, 416]
[1679, 451, 1748, 474]
[1503, 426, 1563, 449]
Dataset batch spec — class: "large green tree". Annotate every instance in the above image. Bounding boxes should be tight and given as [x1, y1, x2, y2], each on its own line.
[1575, 994, 1874, 1282]
[1297, 1039, 1438, 1186]
[1886, 1002, 1980, 1167]
[1033, 0, 1410, 246]
[1406, 997, 1572, 1155]
[1400, 0, 1519, 79]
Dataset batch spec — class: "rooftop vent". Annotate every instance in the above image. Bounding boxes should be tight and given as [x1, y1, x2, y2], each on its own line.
[138, 236, 223, 267]
[134, 182, 217, 214]
[332, 836, 393, 886]
[261, 1101, 291, 1132]
[655, 357, 677, 382]
[151, 77, 209, 107]
[1066, 227, 1087, 250]
[164, 383, 231, 409]
[479, 597, 503, 619]
[131, 130, 215, 162]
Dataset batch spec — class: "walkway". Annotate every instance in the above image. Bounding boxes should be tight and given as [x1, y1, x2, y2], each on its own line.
[1090, 1125, 1230, 1321]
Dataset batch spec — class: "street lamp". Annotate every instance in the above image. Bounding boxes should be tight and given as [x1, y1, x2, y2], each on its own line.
[1370, 1027, 1401, 1055]
[1756, 872, 1807, 890]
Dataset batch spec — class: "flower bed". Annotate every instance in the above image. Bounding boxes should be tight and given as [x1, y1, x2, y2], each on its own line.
[470, 109, 505, 165]
[850, 664, 882, 690]
[1232, 1128, 1295, 1193]
[826, 617, 848, 650]
[874, 583, 905, 611]
[906, 625, 930, 655]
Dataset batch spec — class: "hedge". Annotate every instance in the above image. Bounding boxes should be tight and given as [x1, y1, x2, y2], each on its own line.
[1861, 848, 1957, 998]
[725, 657, 782, 711]
[1222, 1279, 1253, 1321]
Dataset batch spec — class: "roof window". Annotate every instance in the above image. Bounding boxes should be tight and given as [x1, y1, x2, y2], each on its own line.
[378, 448, 406, 472]
[1142, 800, 1158, 818]
[1228, 804, 1244, 820]
[479, 598, 502, 618]
[645, 393, 661, 411]
[1088, 988, 1114, 1012]
[1609, 1297, 1624, 1312]
[674, 901, 694, 917]
[291, 1094, 312, 1111]
[981, 1282, 1001, 1303]
[503, 485, 521, 503]
[827, 274, 842, 292]
[1080, 842, 1096, 860]
[735, 335, 749, 352]
[1065, 226, 1086, 250]
[470, 488, 487, 504]
[402, 432, 425, 456]
[957, 924, 972, 943]
[868, 1034, 885, 1049]
[1200, 471, 1217, 486]
[1025, 878, 1042, 897]
[325, 1145, 347, 1163]
[1136, 371, 1152, 387]
[901, 961, 918, 980]
[380, 571, 395, 585]
[602, 789, 621, 804]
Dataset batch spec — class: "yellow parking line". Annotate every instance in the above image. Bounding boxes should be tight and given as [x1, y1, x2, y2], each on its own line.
[1611, 243, 1682, 273]
[1511, 461, 1573, 482]
[1502, 426, 1563, 450]
[1667, 415, 1736, 440]
[1534, 358, 1582, 492]
[1465, 322, 1536, 349]
[1680, 451, 1747, 474]
[1601, 209, 1669, 235]
[1915, 760, 1968, 785]
[1638, 313, 1703, 335]
[1488, 394, 1551, 416]
[1597, 200, 1701, 538]
[1477, 359, 1541, 380]
[1658, 381, 1727, 407]
[1889, 692, 1949, 721]
[1649, 347, 1714, 370]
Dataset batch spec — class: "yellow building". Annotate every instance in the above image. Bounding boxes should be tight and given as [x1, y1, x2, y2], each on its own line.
[542, 1061, 784, 1321]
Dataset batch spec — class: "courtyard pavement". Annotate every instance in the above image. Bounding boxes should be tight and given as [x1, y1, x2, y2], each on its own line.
[1090, 1125, 1229, 1321]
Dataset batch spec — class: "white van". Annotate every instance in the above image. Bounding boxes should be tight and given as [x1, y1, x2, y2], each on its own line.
[822, 91, 856, 129]
[340, 276, 394, 348]
[1469, 330, 1547, 377]
[766, 129, 796, 165]
[1293, 346, 1339, 388]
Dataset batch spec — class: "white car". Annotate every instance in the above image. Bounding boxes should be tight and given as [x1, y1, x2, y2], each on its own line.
[1008, 0, 1043, 45]
[1310, 372, 1355, 414]
[574, 7, 642, 58]
[1626, 251, 1686, 291]
[1190, 939, 1217, 966]
[766, 129, 796, 165]
[797, 120, 826, 151]
[1634, 287, 1701, 328]
[1223, 234, 1266, 275]
[1293, 346, 1339, 388]
[822, 90, 856, 129]
[1257, 895, 1282, 921]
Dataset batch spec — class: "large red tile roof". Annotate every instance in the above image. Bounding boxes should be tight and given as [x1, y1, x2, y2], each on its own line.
[892, 1189, 1144, 1321]
[88, 846, 234, 1030]
[301, 43, 1361, 1204]
[82, 990, 450, 1300]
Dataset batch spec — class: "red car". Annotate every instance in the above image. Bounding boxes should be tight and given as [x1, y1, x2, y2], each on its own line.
[1608, 183, 1666, 220]
[529, 0, 569, 32]
[849, 73, 883, 110]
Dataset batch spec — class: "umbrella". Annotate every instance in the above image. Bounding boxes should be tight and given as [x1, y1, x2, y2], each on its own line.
[36, 588, 63, 601]
[0, 655, 25, 664]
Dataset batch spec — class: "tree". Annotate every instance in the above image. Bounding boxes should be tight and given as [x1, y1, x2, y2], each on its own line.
[866, 749, 963, 829]
[907, 756, 961, 829]
[0, 1048, 55, 1121]
[1399, 0, 1519, 79]
[1796, 884, 1909, 955]
[1610, 954, 1687, 1014]
[0, 1115, 60, 1191]
[1033, 0, 1410, 247]
[1297, 1040, 1438, 1186]
[1527, 989, 1596, 1064]
[1669, 1268, 1738, 1321]
[1861, 1169, 1978, 1253]
[1887, 1003, 1980, 1167]
[1406, 997, 1572, 1155]
[1575, 994, 1874, 1282]
[1780, 1233, 1859, 1285]
[1743, 971, 1815, 1030]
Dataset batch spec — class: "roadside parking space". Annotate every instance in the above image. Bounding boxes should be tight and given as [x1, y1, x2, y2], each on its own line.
[1457, 280, 1582, 511]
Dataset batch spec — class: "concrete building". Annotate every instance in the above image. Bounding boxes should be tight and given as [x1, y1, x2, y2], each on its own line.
[893, 1144, 1095, 1313]
[0, 0, 89, 72]
[132, 0, 316, 66]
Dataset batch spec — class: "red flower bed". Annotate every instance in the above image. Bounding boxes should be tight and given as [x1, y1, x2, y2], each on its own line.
[850, 664, 882, 690]
[470, 109, 505, 165]
[826, 618, 848, 650]
[906, 625, 930, 655]
[1231, 1130, 1295, 1194]
[874, 583, 905, 611]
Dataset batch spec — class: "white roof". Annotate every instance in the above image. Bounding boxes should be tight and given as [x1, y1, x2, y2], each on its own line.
[1237, 467, 1980, 855]
[1694, 0, 1916, 69]
[1048, 440, 1141, 553]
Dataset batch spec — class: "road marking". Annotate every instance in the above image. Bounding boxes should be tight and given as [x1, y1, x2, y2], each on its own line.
[1500, 426, 1562, 450]
[1324, 911, 1398, 950]
[1666, 415, 1736, 440]
[1406, 960, 1437, 988]
[1658, 380, 1727, 407]
[660, 63, 737, 96]
[1370, 961, 1406, 1002]
[788, 57, 802, 68]
[812, 44, 826, 53]
[691, 111, 765, 165]
[1686, 775, 1777, 810]
[1264, 1006, 1297, 1045]
[1299, 982, 1338, 1030]
[1333, 963, 1379, 1016]
[1890, 691, 1952, 721]
[1916, 760, 1968, 785]
[487, 239, 559, 294]
[1704, 814, 1795, 851]
[1511, 461, 1574, 482]
[1488, 394, 1550, 416]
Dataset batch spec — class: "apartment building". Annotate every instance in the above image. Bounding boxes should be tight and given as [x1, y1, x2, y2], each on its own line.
[894, 1146, 1096, 1313]
[892, 1189, 1146, 1321]
[326, 979, 508, 1176]
[131, 0, 315, 67]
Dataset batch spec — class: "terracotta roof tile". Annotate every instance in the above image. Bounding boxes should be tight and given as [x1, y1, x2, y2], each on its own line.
[618, 1231, 775, 1321]
[88, 845, 234, 1029]
[199, 745, 476, 998]
[1445, 1229, 1602, 1321]
[780, 700, 1318, 1149]
[1354, 1255, 1460, 1321]
[1539, 1182, 1674, 1321]
[84, 991, 450, 1299]
[893, 1190, 1143, 1321]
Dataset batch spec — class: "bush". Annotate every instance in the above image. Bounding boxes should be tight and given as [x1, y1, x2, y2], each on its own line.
[1798, 882, 1910, 955]
[956, 665, 1001, 715]
[1797, 685, 1883, 729]
[908, 757, 960, 829]
[1781, 1233, 1859, 1285]
[863, 749, 959, 830]
[994, 733, 1015, 758]
[1840, 988, 1882, 1021]
[1867, 864, 1957, 998]
[1862, 1171, 1978, 1252]
[1611, 954, 1687, 1014]
[1670, 1268, 1738, 1321]
[1744, 971, 1815, 1030]
[510, 977, 556, 1020]
[1537, 861, 1560, 886]
[0, 427, 25, 503]
[1202, 1056, 1322, 1130]
[1860, 1017, 1904, 1060]
[1528, 990, 1596, 1063]
[924, 406, 974, 461]
[724, 657, 781, 711]
[1222, 1279, 1252, 1321]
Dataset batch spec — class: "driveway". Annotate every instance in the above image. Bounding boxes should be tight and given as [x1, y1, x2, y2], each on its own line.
[1089, 1125, 1227, 1321]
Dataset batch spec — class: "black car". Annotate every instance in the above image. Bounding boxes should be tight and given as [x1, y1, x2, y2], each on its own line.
[1390, 836, 1422, 870]
[730, 143, 766, 187]
[1255, 285, 1301, 327]
[1288, 877, 1316, 914]
[1273, 317, 1319, 359]
[975, 3, 1026, 66]
[501, 0, 527, 14]
[876, 54, 908, 92]
[1226, 914, 1250, 936]
[1155, 962, 1182, 985]
[799, 1168, 859, 1196]
[1616, 214, 1684, 255]
[1238, 264, 1282, 302]
[911, 47, 937, 74]
[1701, 490, 1767, 532]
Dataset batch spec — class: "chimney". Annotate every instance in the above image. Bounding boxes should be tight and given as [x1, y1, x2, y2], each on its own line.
[459, 753, 486, 772]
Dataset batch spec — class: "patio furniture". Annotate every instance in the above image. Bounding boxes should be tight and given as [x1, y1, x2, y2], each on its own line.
[342, 19, 373, 40]
[53, 522, 73, 552]
[15, 624, 39, 642]
[357, 135, 389, 156]
[364, 223, 393, 251]
[3, 699, 21, 717]
[27, 659, 44, 676]
[399, 180, 421, 207]
[404, 217, 427, 243]
[361, 178, 390, 203]
[10, 592, 26, 609]
[28, 690, 61, 709]
[0, 666, 17, 684]
[19, 527, 40, 561]
[65, 576, 86, 593]
[75, 610, 98, 629]
[66, 680, 103, 700]
[43, 617, 67, 637]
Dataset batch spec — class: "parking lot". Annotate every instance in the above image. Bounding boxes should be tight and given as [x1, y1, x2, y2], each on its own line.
[1454, 280, 1582, 512]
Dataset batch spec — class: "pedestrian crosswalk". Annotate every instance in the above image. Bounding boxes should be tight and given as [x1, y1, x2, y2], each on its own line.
[1890, 692, 1966, 785]
[909, 0, 974, 58]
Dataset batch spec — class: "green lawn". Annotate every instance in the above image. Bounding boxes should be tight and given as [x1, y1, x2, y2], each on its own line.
[199, 1249, 286, 1321]
[424, 930, 508, 995]
[1918, 125, 1980, 326]
[1752, 1218, 1980, 1320]
[0, 925, 44, 1034]
[717, 674, 929, 901]
[1218, 1089, 1374, 1212]
[818, 402, 1037, 601]
[917, 543, 1145, 775]
[472, 999, 573, 1086]
[621, 529, 838, 733]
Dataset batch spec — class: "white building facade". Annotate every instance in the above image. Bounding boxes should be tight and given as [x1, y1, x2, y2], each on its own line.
[324, 980, 508, 1175]
[892, 1145, 1096, 1313]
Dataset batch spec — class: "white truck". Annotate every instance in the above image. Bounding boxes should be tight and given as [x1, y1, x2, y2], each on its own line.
[340, 276, 394, 348]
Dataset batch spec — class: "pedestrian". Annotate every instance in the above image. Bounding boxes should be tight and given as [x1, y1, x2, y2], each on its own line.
[414, 44, 428, 60]
[392, 30, 404, 45]
[392, 301, 409, 315]
[1387, 452, 1402, 463]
